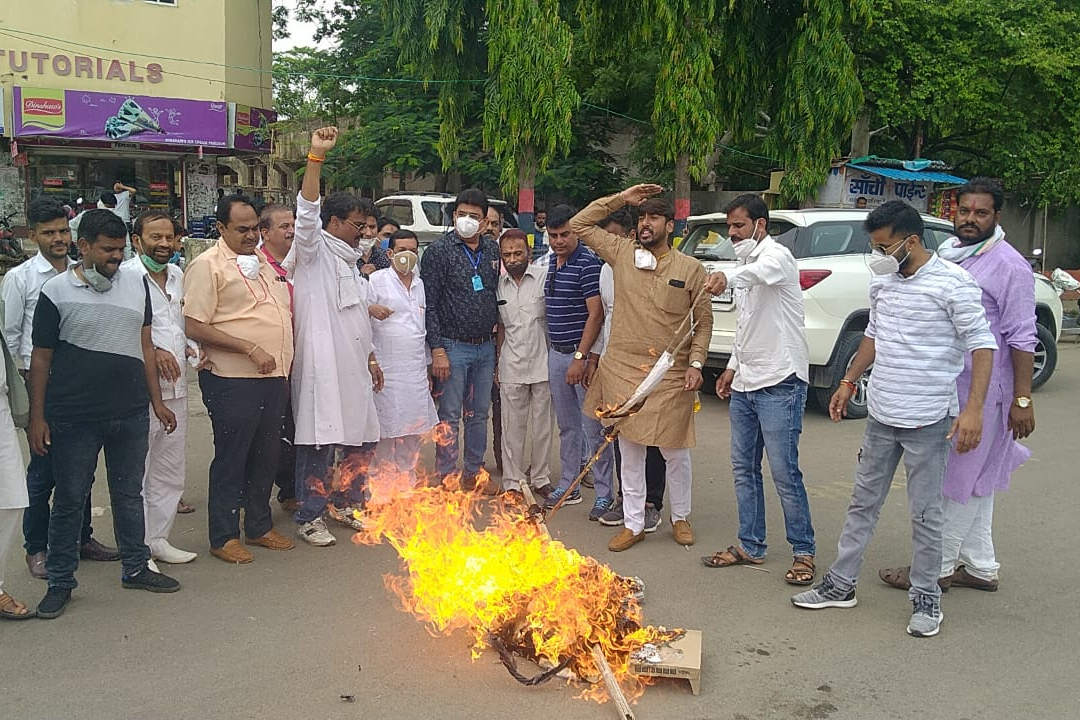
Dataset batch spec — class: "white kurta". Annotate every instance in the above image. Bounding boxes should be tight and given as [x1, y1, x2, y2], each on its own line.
[0, 356, 28, 510]
[290, 194, 381, 446]
[368, 267, 438, 439]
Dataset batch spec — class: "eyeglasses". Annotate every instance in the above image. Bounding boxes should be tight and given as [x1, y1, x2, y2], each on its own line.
[870, 235, 914, 254]
[344, 218, 364, 231]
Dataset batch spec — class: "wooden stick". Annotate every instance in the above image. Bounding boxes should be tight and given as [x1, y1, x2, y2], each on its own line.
[591, 644, 636, 720]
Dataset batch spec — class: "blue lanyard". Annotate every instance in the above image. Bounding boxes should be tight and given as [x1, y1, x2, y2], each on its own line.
[461, 243, 483, 273]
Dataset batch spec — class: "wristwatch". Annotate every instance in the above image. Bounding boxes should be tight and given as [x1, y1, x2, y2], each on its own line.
[573, 351, 585, 360]
[690, 360, 703, 369]
[1013, 396, 1032, 409]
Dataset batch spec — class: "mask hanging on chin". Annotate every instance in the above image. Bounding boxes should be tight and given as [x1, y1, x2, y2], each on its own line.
[634, 247, 657, 270]
[733, 239, 756, 261]
[393, 249, 418, 275]
[235, 254, 261, 280]
[82, 265, 114, 292]
[357, 237, 377, 254]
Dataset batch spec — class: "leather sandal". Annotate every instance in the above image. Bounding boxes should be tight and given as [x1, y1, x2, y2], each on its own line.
[701, 545, 764, 568]
[0, 591, 35, 620]
[785, 555, 816, 586]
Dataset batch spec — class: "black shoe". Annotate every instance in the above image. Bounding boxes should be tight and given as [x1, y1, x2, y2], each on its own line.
[122, 568, 181, 593]
[36, 587, 72, 619]
[80, 538, 120, 562]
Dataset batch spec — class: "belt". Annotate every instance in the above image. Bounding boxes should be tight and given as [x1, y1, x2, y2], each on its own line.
[550, 343, 578, 354]
[448, 334, 493, 345]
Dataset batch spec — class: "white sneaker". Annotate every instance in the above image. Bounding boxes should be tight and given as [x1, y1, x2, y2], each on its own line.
[327, 503, 364, 531]
[297, 518, 336, 546]
[150, 541, 198, 564]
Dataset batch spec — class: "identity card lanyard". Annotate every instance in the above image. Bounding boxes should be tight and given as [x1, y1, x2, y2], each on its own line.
[462, 244, 484, 292]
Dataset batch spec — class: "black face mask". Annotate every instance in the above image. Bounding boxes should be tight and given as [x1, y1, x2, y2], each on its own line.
[504, 260, 528, 277]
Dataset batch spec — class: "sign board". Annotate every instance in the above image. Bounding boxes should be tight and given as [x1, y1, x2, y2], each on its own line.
[14, 87, 228, 147]
[231, 103, 277, 152]
[630, 629, 702, 696]
[842, 169, 931, 212]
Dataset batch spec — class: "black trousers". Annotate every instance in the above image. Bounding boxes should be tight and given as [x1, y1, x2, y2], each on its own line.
[275, 391, 297, 502]
[199, 371, 287, 548]
[613, 440, 667, 510]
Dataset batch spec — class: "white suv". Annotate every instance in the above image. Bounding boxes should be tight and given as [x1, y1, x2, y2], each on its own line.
[681, 208, 1063, 418]
[375, 193, 513, 246]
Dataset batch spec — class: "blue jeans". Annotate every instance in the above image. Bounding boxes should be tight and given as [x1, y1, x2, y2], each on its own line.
[434, 339, 496, 478]
[729, 374, 815, 558]
[293, 443, 375, 524]
[23, 449, 95, 554]
[547, 348, 613, 500]
[45, 412, 151, 589]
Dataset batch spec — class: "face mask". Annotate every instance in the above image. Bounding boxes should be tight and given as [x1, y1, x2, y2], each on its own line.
[82, 264, 114, 292]
[170, 251, 182, 264]
[140, 253, 167, 273]
[357, 237, 377, 254]
[392, 249, 418, 275]
[504, 260, 528, 278]
[868, 241, 911, 276]
[235, 254, 261, 280]
[634, 247, 657, 271]
[733, 239, 756, 261]
[455, 216, 481, 239]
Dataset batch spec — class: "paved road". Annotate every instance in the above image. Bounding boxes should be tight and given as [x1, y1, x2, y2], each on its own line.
[4, 343, 1079, 720]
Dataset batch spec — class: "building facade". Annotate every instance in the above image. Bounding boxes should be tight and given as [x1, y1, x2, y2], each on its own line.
[0, 0, 281, 235]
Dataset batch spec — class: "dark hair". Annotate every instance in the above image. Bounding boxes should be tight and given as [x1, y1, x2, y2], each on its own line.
[358, 197, 377, 219]
[956, 176, 1004, 212]
[27, 197, 68, 228]
[499, 228, 529, 248]
[722, 193, 768, 223]
[378, 216, 400, 231]
[99, 192, 117, 208]
[133, 210, 173, 237]
[215, 194, 257, 225]
[388, 229, 418, 250]
[863, 200, 924, 238]
[317, 192, 359, 229]
[599, 208, 634, 234]
[172, 217, 186, 236]
[639, 197, 674, 220]
[78, 209, 128, 244]
[454, 188, 489, 215]
[545, 204, 577, 231]
[259, 203, 294, 231]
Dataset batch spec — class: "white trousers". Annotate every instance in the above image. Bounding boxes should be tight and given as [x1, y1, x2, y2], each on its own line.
[941, 493, 999, 580]
[374, 434, 423, 486]
[143, 396, 188, 547]
[0, 508, 22, 595]
[499, 381, 553, 492]
[619, 440, 691, 534]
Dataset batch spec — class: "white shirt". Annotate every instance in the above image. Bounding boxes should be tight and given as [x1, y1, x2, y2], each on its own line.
[290, 193, 380, 446]
[496, 265, 549, 384]
[866, 253, 997, 428]
[1, 252, 74, 369]
[111, 192, 132, 224]
[121, 257, 189, 400]
[723, 235, 809, 391]
[369, 268, 438, 439]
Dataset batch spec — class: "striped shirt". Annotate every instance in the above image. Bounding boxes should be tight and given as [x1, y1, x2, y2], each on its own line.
[865, 253, 997, 428]
[544, 243, 601, 348]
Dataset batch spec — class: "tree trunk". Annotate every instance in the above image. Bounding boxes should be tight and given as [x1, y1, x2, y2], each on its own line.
[434, 172, 449, 193]
[674, 153, 691, 240]
[913, 118, 925, 159]
[517, 148, 540, 256]
[850, 107, 871, 157]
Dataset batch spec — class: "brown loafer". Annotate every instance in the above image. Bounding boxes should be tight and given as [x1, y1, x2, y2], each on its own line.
[608, 528, 645, 552]
[245, 528, 295, 551]
[25, 551, 47, 580]
[951, 566, 998, 592]
[878, 566, 952, 592]
[210, 539, 253, 564]
[280, 498, 301, 513]
[80, 538, 121, 562]
[671, 519, 695, 546]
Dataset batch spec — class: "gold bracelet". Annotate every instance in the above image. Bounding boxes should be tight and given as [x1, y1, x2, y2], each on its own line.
[368, 359, 379, 366]
[307, 152, 325, 163]
[838, 378, 857, 389]
[246, 345, 259, 358]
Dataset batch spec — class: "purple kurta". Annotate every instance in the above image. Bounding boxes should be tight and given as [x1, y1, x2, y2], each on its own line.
[943, 240, 1037, 503]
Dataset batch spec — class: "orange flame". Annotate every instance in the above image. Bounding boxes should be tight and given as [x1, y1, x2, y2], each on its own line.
[356, 467, 675, 704]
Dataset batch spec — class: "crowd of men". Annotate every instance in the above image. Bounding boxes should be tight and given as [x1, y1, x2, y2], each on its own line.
[0, 126, 1034, 641]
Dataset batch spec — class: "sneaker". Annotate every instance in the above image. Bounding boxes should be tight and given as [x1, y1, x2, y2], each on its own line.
[531, 484, 553, 501]
[791, 575, 858, 609]
[581, 469, 595, 489]
[122, 567, 181, 593]
[297, 518, 337, 547]
[36, 587, 72, 620]
[643, 504, 662, 533]
[327, 503, 365, 531]
[543, 487, 582, 510]
[907, 595, 944, 637]
[598, 499, 624, 526]
[589, 497, 614, 521]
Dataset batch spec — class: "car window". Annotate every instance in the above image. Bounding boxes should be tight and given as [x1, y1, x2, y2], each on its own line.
[681, 223, 735, 261]
[791, 221, 871, 258]
[925, 226, 954, 251]
[421, 200, 451, 227]
[377, 199, 414, 226]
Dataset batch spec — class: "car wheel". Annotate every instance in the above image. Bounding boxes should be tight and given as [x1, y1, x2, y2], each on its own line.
[1032, 323, 1057, 390]
[813, 331, 870, 419]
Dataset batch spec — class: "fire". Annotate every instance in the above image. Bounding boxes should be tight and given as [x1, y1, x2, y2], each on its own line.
[355, 468, 677, 703]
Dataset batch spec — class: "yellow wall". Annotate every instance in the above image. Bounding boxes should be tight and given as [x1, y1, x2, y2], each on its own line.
[0, 0, 271, 106]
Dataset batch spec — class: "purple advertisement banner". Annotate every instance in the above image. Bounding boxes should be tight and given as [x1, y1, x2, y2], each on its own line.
[233, 104, 277, 152]
[14, 87, 228, 148]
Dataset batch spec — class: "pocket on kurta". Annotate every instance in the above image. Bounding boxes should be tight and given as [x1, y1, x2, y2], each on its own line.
[337, 275, 362, 310]
[656, 283, 690, 316]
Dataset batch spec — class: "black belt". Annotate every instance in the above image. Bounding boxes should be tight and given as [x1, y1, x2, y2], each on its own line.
[550, 343, 578, 354]
[448, 334, 493, 345]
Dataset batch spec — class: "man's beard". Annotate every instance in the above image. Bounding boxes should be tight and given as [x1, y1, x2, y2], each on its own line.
[638, 230, 668, 248]
[955, 223, 995, 246]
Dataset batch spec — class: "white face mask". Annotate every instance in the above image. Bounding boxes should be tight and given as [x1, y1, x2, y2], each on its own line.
[455, 215, 481, 239]
[733, 239, 756, 261]
[357, 237, 377, 254]
[634, 247, 657, 270]
[235, 254, 261, 280]
[393, 249, 418, 275]
[868, 244, 910, 276]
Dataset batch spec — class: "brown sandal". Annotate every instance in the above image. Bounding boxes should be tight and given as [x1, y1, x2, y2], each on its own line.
[176, 499, 195, 514]
[785, 555, 816, 586]
[0, 591, 34, 620]
[701, 545, 765, 568]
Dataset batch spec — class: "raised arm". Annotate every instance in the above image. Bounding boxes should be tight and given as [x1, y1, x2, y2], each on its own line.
[570, 184, 663, 264]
